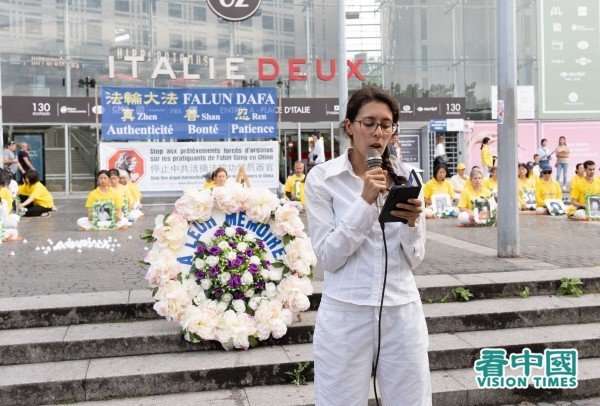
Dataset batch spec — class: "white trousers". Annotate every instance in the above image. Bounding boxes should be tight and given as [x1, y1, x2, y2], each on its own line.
[77, 217, 129, 231]
[313, 295, 432, 406]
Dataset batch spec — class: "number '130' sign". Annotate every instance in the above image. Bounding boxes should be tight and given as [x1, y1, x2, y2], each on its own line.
[207, 0, 262, 22]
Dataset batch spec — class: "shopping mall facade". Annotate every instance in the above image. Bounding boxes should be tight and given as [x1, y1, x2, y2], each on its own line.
[0, 0, 598, 192]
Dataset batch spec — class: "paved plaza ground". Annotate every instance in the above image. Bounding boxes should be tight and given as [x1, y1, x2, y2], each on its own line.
[1, 194, 598, 298]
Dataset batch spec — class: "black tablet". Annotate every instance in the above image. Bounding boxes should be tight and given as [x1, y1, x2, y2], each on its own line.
[378, 169, 422, 224]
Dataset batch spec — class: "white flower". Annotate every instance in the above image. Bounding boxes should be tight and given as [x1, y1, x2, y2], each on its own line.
[245, 288, 255, 298]
[225, 227, 236, 237]
[193, 291, 207, 305]
[232, 299, 246, 313]
[221, 292, 233, 303]
[244, 233, 256, 242]
[218, 240, 230, 250]
[254, 299, 293, 340]
[236, 242, 248, 252]
[271, 204, 305, 237]
[265, 282, 278, 298]
[217, 301, 229, 313]
[206, 255, 219, 266]
[180, 266, 191, 277]
[215, 310, 257, 350]
[152, 213, 189, 251]
[226, 251, 237, 261]
[249, 255, 261, 265]
[245, 190, 279, 223]
[180, 304, 218, 341]
[281, 237, 317, 277]
[241, 271, 254, 286]
[269, 265, 284, 282]
[181, 278, 202, 299]
[153, 280, 191, 323]
[200, 279, 212, 290]
[145, 260, 182, 288]
[194, 258, 205, 269]
[260, 269, 271, 281]
[277, 275, 313, 313]
[248, 295, 264, 310]
[173, 188, 214, 222]
[213, 186, 243, 214]
[219, 272, 231, 285]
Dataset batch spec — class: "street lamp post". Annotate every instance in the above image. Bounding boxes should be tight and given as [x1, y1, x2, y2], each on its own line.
[78, 77, 96, 97]
[276, 77, 289, 97]
[277, 79, 283, 143]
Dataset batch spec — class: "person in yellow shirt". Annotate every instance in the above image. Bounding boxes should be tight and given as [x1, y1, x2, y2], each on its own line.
[568, 160, 600, 220]
[423, 164, 455, 218]
[480, 137, 494, 177]
[449, 163, 468, 201]
[284, 161, 306, 209]
[518, 163, 537, 210]
[457, 168, 494, 225]
[204, 167, 228, 189]
[534, 166, 563, 215]
[483, 167, 498, 196]
[0, 169, 20, 240]
[118, 169, 144, 222]
[16, 170, 54, 217]
[77, 170, 128, 230]
[569, 163, 585, 193]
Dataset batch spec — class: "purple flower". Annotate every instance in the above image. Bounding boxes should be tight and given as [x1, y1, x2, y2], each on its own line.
[257, 241, 265, 250]
[228, 274, 242, 288]
[261, 260, 271, 268]
[245, 248, 254, 257]
[236, 227, 246, 235]
[229, 242, 238, 249]
[195, 270, 206, 279]
[209, 246, 221, 256]
[214, 229, 225, 237]
[248, 263, 259, 275]
[214, 287, 223, 297]
[195, 242, 207, 254]
[233, 258, 243, 268]
[226, 260, 235, 269]
[256, 279, 265, 290]
[235, 292, 245, 300]
[209, 266, 219, 277]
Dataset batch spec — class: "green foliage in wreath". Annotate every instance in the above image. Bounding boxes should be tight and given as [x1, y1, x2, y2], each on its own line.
[122, 195, 130, 219]
[91, 200, 117, 230]
[472, 198, 496, 227]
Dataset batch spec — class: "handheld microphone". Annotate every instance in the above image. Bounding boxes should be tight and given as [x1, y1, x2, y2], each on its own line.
[365, 149, 384, 214]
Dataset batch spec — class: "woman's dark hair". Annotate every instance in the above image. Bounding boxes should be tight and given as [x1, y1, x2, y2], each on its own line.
[340, 87, 405, 185]
[541, 138, 547, 144]
[212, 167, 228, 180]
[559, 136, 567, 145]
[0, 169, 10, 186]
[518, 163, 530, 178]
[433, 164, 447, 180]
[108, 168, 120, 177]
[24, 169, 39, 185]
[575, 163, 583, 173]
[481, 137, 490, 149]
[97, 169, 110, 179]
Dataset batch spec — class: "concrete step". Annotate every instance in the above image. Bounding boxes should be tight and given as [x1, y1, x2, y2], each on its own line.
[2, 266, 599, 330]
[2, 323, 600, 404]
[3, 294, 600, 366]
[43, 362, 600, 406]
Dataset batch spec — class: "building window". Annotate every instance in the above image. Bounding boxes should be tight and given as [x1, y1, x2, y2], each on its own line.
[115, 0, 129, 13]
[142, 30, 150, 46]
[86, 23, 102, 45]
[193, 6, 206, 21]
[170, 33, 183, 49]
[262, 15, 274, 30]
[86, 0, 101, 8]
[218, 38, 230, 53]
[283, 18, 294, 32]
[193, 37, 207, 52]
[240, 42, 253, 56]
[263, 43, 275, 55]
[25, 18, 42, 36]
[284, 45, 295, 58]
[241, 17, 252, 27]
[168, 3, 182, 19]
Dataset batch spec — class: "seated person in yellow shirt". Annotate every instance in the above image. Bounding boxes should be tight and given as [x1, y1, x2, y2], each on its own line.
[569, 163, 585, 193]
[457, 168, 494, 226]
[423, 164, 455, 218]
[449, 163, 468, 201]
[0, 169, 20, 240]
[534, 166, 563, 215]
[77, 170, 128, 230]
[483, 167, 498, 197]
[204, 167, 228, 189]
[284, 161, 306, 210]
[568, 160, 600, 220]
[518, 163, 537, 210]
[17, 170, 54, 217]
[118, 169, 144, 222]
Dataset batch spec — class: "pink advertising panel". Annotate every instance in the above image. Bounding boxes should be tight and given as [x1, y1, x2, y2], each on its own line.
[540, 121, 600, 182]
[466, 122, 538, 170]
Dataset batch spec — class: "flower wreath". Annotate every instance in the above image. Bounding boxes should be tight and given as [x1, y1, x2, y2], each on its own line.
[143, 184, 317, 350]
[92, 200, 117, 231]
[0, 218, 6, 241]
[472, 197, 497, 226]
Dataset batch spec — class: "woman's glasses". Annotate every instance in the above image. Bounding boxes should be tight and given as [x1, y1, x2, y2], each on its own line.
[356, 119, 398, 135]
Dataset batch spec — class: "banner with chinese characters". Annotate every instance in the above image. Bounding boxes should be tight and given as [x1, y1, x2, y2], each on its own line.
[98, 141, 279, 191]
[100, 87, 278, 141]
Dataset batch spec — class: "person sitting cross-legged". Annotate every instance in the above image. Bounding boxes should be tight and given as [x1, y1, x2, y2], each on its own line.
[534, 166, 562, 215]
[118, 169, 144, 223]
[423, 164, 455, 218]
[457, 168, 494, 226]
[77, 170, 129, 231]
[567, 160, 600, 220]
[0, 169, 20, 241]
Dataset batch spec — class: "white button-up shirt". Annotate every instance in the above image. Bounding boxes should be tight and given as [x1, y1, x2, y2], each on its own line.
[305, 149, 425, 307]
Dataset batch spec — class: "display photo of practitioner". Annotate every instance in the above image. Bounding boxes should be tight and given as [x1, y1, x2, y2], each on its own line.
[305, 87, 431, 405]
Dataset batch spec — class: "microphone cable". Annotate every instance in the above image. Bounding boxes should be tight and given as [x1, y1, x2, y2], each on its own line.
[372, 220, 388, 406]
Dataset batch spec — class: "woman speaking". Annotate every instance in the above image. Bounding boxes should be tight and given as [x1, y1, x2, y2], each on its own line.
[305, 87, 431, 405]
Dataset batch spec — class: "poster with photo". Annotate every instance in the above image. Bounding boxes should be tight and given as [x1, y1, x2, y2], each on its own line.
[92, 200, 117, 230]
[546, 199, 566, 216]
[523, 188, 536, 210]
[586, 196, 600, 220]
[473, 198, 496, 226]
[431, 194, 451, 217]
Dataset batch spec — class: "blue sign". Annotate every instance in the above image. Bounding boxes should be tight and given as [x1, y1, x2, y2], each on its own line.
[429, 120, 447, 132]
[100, 87, 278, 141]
